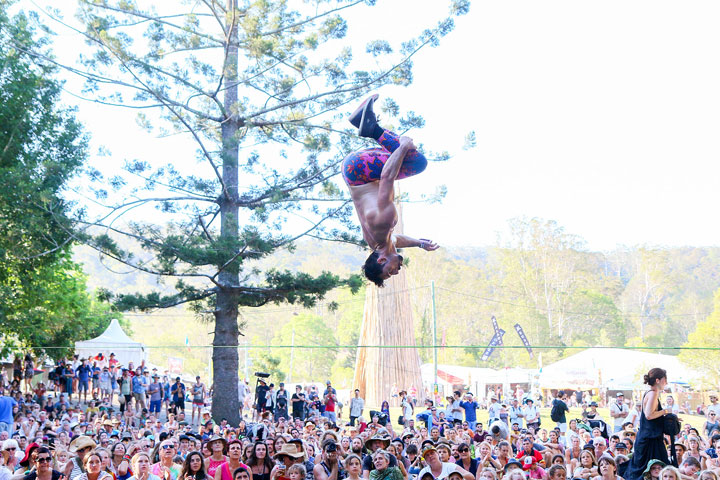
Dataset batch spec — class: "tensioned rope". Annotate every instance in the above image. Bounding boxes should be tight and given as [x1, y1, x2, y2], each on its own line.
[16, 345, 716, 350]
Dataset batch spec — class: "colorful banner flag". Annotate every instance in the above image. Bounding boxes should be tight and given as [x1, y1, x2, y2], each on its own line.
[480, 330, 505, 361]
[514, 323, 533, 358]
[481, 316, 505, 361]
[491, 316, 503, 342]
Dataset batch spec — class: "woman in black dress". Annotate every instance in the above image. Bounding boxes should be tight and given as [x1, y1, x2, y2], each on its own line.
[624, 368, 672, 480]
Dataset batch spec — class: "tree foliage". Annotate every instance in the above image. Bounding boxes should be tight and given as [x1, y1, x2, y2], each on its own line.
[15, 0, 470, 422]
[273, 312, 338, 381]
[0, 1, 116, 359]
[680, 288, 720, 388]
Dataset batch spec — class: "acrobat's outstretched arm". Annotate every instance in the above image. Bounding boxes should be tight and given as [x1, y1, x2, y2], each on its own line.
[393, 234, 439, 251]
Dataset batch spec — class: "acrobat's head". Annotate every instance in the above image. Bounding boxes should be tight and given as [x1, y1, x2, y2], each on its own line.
[363, 251, 404, 287]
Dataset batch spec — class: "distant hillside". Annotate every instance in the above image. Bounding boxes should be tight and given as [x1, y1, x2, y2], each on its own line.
[73, 230, 720, 380]
[74, 239, 488, 293]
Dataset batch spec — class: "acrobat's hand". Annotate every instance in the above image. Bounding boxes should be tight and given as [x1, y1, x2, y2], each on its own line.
[419, 239, 439, 251]
[399, 135, 416, 150]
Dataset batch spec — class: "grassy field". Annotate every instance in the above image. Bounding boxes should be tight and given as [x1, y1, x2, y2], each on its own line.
[363, 406, 708, 433]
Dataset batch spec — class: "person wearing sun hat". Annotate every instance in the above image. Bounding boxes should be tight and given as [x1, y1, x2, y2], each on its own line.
[362, 431, 396, 475]
[642, 459, 666, 480]
[205, 435, 228, 478]
[65, 436, 97, 479]
[273, 442, 305, 479]
[18, 442, 40, 473]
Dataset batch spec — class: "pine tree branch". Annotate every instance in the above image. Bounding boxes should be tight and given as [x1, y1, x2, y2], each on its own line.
[211, 245, 248, 282]
[272, 200, 352, 249]
[200, 0, 229, 36]
[117, 289, 218, 311]
[121, 168, 219, 200]
[305, 234, 364, 247]
[34, 4, 226, 120]
[77, 0, 224, 46]
[257, 0, 364, 37]
[237, 162, 341, 207]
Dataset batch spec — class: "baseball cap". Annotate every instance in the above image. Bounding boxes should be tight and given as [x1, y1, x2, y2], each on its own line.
[421, 445, 438, 458]
[522, 456, 537, 470]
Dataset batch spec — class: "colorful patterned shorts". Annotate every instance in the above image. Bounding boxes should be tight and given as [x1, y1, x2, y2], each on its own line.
[342, 130, 428, 186]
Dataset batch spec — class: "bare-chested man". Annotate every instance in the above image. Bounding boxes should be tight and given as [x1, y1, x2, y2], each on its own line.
[343, 94, 439, 287]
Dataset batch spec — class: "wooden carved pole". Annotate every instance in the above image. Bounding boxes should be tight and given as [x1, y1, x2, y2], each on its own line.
[353, 195, 425, 409]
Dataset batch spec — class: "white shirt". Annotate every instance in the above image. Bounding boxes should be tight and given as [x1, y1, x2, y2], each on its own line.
[509, 405, 524, 427]
[402, 399, 413, 418]
[238, 381, 249, 402]
[418, 462, 459, 480]
[451, 399, 462, 418]
[488, 402, 501, 421]
[350, 397, 365, 417]
[565, 427, 581, 446]
[625, 408, 641, 428]
[610, 401, 629, 428]
[524, 405, 539, 423]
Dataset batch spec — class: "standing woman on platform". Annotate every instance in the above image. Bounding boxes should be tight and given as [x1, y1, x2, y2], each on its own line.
[624, 368, 672, 480]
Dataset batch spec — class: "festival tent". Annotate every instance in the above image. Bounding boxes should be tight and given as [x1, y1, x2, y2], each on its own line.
[420, 363, 535, 397]
[75, 319, 147, 367]
[539, 348, 700, 390]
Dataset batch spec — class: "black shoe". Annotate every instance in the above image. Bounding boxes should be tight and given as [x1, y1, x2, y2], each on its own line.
[349, 94, 379, 138]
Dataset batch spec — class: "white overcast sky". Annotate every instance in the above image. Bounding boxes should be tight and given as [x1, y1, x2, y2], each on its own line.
[31, 0, 720, 251]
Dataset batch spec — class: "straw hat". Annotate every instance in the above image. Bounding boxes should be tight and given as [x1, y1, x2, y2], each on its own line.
[69, 436, 97, 453]
[273, 443, 304, 460]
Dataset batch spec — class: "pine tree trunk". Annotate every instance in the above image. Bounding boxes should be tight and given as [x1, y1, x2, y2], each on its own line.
[212, 0, 241, 425]
[353, 198, 424, 410]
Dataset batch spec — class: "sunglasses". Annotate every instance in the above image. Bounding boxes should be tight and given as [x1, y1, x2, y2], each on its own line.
[458, 448, 469, 453]
[161, 445, 175, 450]
[5, 447, 16, 451]
[37, 457, 52, 463]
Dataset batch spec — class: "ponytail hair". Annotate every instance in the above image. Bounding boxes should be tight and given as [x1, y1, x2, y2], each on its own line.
[643, 368, 667, 386]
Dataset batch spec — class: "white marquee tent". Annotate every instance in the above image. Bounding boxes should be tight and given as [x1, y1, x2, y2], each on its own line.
[75, 319, 147, 367]
[539, 348, 700, 390]
[421, 363, 535, 397]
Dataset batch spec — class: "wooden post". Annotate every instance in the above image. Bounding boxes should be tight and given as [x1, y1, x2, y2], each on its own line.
[353, 197, 425, 409]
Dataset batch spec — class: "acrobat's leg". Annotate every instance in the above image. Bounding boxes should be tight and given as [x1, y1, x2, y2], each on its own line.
[347, 95, 427, 181]
[376, 129, 427, 180]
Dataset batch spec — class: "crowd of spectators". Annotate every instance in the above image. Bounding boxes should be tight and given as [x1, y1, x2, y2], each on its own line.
[0, 358, 718, 480]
